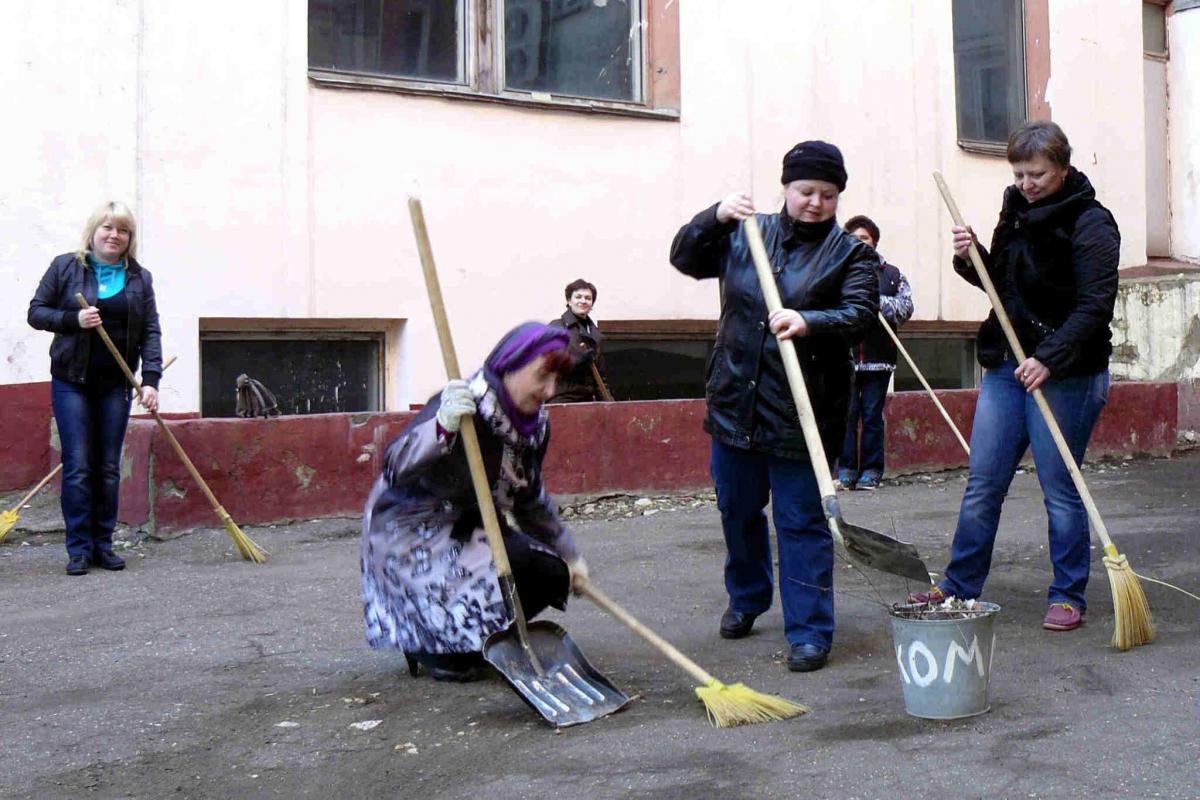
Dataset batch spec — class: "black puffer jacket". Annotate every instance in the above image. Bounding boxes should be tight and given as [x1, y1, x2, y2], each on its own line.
[955, 168, 1119, 377]
[27, 253, 163, 387]
[670, 204, 879, 460]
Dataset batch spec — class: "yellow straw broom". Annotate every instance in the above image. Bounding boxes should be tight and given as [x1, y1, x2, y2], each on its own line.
[932, 173, 1152, 650]
[577, 578, 808, 727]
[0, 467, 60, 543]
[73, 294, 266, 563]
[0, 355, 178, 543]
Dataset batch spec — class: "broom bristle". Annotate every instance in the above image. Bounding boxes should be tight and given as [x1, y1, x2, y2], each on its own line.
[219, 512, 268, 564]
[694, 678, 808, 727]
[1103, 546, 1154, 651]
[0, 508, 18, 542]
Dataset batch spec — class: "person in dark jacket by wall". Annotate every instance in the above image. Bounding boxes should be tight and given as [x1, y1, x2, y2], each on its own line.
[837, 215, 914, 491]
[669, 141, 879, 672]
[27, 201, 163, 576]
[549, 278, 608, 402]
[909, 121, 1119, 634]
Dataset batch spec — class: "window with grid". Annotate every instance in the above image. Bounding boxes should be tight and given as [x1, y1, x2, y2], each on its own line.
[308, 0, 679, 115]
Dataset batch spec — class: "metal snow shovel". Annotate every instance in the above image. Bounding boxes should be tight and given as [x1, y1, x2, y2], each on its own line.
[408, 197, 630, 726]
[743, 217, 931, 583]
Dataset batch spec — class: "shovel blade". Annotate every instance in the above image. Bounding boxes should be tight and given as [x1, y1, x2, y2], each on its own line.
[483, 620, 630, 728]
[839, 519, 931, 583]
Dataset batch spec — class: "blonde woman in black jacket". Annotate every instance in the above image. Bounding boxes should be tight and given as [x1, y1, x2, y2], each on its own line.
[28, 201, 162, 576]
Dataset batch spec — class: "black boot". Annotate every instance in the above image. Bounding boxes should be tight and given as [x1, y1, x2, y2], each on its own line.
[719, 607, 758, 639]
[404, 652, 488, 682]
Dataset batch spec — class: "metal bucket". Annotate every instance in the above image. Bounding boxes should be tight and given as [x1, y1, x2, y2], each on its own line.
[889, 602, 1000, 720]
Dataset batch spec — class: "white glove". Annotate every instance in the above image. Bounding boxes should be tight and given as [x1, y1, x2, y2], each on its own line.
[567, 556, 590, 594]
[435, 379, 476, 433]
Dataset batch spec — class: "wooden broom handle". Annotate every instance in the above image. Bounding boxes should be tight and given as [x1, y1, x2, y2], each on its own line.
[876, 312, 971, 456]
[931, 172, 1114, 550]
[406, 199, 516, 580]
[13, 464, 62, 508]
[742, 218, 845, 549]
[590, 361, 614, 402]
[577, 578, 714, 686]
[74, 295, 229, 518]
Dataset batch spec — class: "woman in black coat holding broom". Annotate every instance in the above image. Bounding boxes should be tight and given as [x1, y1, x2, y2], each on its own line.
[669, 141, 878, 672]
[27, 201, 163, 576]
[910, 121, 1119, 633]
[361, 322, 589, 682]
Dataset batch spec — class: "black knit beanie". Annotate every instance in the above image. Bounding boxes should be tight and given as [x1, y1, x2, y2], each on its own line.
[781, 141, 847, 191]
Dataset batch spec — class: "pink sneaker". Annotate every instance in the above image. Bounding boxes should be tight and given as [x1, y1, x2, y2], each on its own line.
[907, 586, 948, 604]
[1043, 603, 1083, 631]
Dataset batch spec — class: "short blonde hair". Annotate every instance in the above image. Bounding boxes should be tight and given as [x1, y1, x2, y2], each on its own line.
[75, 201, 138, 265]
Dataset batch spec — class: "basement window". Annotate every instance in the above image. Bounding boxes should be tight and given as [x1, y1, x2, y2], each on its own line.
[199, 323, 387, 417]
[600, 320, 715, 400]
[892, 327, 980, 391]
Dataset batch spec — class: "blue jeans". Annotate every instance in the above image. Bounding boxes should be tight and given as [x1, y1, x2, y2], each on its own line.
[710, 440, 834, 649]
[839, 369, 890, 479]
[939, 364, 1109, 609]
[52, 378, 132, 560]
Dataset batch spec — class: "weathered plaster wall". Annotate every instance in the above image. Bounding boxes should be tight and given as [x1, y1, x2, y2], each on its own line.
[1110, 275, 1200, 382]
[0, 382, 52, 491]
[1, 0, 1157, 414]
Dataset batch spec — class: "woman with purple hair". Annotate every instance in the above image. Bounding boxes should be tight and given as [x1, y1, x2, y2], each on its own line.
[360, 322, 587, 682]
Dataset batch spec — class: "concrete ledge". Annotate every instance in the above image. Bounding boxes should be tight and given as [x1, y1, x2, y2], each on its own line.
[107, 380, 1176, 532]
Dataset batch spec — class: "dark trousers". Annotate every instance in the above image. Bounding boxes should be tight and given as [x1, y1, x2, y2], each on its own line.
[839, 369, 891, 479]
[51, 378, 131, 560]
[710, 439, 835, 649]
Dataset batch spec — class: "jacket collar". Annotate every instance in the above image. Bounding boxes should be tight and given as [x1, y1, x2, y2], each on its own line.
[1002, 167, 1096, 228]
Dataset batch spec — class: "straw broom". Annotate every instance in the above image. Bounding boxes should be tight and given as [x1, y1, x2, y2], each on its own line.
[932, 173, 1153, 650]
[577, 578, 807, 727]
[74, 295, 266, 563]
[0, 467, 60, 543]
[0, 356, 179, 543]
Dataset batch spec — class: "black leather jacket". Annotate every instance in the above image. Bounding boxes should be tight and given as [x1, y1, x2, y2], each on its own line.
[670, 204, 879, 460]
[955, 168, 1119, 377]
[27, 253, 163, 387]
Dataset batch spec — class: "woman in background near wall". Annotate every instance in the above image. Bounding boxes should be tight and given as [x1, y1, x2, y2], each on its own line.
[549, 278, 609, 402]
[28, 201, 163, 576]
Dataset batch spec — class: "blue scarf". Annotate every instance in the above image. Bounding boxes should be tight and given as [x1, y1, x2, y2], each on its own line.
[88, 254, 127, 299]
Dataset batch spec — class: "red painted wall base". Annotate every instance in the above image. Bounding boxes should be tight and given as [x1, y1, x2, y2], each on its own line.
[2, 381, 1181, 532]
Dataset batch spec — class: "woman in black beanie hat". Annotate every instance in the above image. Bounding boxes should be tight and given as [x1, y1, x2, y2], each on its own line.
[667, 140, 879, 672]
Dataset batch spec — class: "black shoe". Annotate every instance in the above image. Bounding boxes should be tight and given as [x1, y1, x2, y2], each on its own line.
[404, 652, 488, 682]
[66, 556, 90, 576]
[787, 643, 829, 672]
[92, 550, 126, 571]
[719, 608, 758, 639]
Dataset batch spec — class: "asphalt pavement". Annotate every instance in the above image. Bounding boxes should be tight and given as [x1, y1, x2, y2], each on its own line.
[1, 452, 1198, 799]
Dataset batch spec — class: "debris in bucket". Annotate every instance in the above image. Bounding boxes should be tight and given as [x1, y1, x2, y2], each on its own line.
[893, 596, 993, 620]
